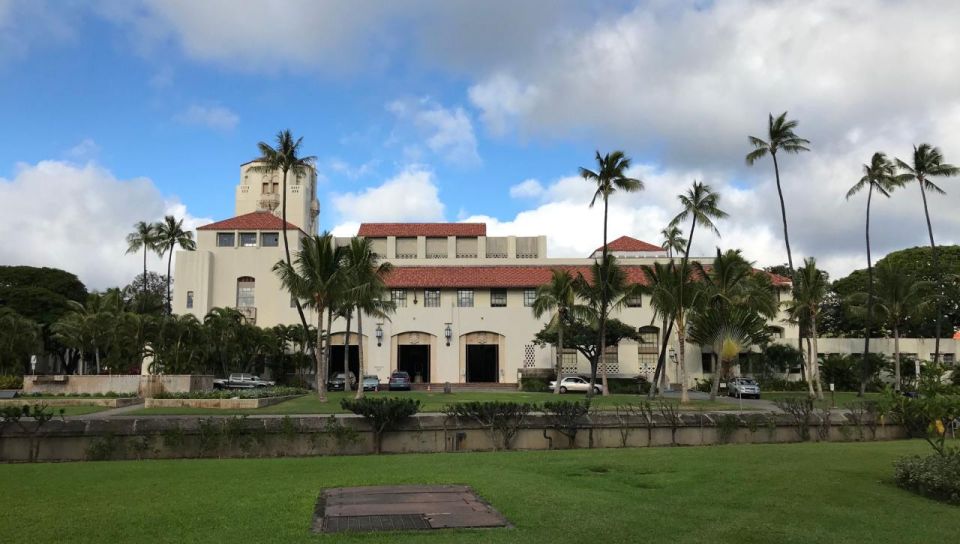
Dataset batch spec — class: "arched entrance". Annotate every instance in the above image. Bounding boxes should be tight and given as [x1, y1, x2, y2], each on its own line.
[328, 332, 367, 379]
[460, 331, 505, 383]
[392, 331, 436, 383]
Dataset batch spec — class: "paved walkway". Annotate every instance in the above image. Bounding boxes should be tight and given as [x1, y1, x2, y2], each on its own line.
[76, 401, 144, 419]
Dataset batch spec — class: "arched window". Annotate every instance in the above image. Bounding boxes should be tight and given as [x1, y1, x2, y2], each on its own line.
[236, 276, 255, 308]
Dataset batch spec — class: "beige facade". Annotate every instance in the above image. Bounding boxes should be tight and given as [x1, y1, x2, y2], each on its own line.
[235, 160, 319, 236]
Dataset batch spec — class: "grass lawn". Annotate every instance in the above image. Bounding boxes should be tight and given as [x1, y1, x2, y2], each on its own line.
[126, 391, 744, 416]
[6, 404, 112, 416]
[766, 391, 883, 409]
[1, 440, 955, 543]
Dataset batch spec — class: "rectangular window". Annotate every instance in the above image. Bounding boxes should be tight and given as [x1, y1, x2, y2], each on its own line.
[391, 289, 407, 308]
[186, 291, 194, 309]
[217, 232, 235, 247]
[457, 289, 474, 307]
[261, 232, 279, 247]
[395, 237, 417, 259]
[701, 353, 714, 374]
[490, 288, 507, 307]
[561, 348, 578, 373]
[943, 353, 956, 366]
[236, 278, 255, 308]
[625, 294, 643, 307]
[239, 232, 257, 247]
[424, 289, 441, 307]
[523, 289, 537, 307]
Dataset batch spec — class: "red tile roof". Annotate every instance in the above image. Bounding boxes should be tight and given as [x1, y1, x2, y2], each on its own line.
[594, 235, 665, 254]
[383, 265, 790, 288]
[197, 211, 300, 231]
[358, 223, 486, 237]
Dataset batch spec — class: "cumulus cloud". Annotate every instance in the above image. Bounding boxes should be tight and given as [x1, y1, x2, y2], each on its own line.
[174, 104, 239, 131]
[387, 98, 480, 164]
[0, 160, 210, 290]
[329, 167, 445, 227]
[509, 178, 544, 199]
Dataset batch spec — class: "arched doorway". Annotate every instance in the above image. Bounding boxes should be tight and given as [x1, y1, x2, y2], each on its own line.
[460, 331, 505, 383]
[392, 331, 436, 384]
[328, 332, 367, 380]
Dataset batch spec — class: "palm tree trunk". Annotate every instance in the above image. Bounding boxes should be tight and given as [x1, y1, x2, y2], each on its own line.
[343, 312, 353, 393]
[893, 325, 901, 392]
[141, 248, 148, 314]
[677, 316, 689, 403]
[555, 316, 564, 395]
[800, 332, 814, 398]
[166, 248, 174, 315]
[860, 185, 874, 397]
[811, 316, 823, 400]
[771, 153, 794, 273]
[710, 351, 722, 401]
[325, 308, 333, 387]
[279, 167, 314, 353]
[597, 197, 610, 396]
[648, 320, 674, 399]
[315, 306, 327, 402]
[355, 311, 365, 400]
[917, 178, 942, 364]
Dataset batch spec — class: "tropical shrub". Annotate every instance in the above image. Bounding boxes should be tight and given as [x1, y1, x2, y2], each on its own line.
[0, 375, 23, 389]
[542, 400, 591, 448]
[894, 450, 960, 505]
[520, 377, 551, 392]
[152, 387, 307, 400]
[444, 401, 535, 451]
[340, 397, 421, 454]
[606, 376, 649, 394]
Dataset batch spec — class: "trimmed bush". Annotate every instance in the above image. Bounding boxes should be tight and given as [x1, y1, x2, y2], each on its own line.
[445, 401, 536, 451]
[894, 451, 960, 505]
[758, 378, 808, 392]
[606, 376, 650, 395]
[0, 375, 23, 389]
[340, 397, 421, 454]
[152, 387, 307, 400]
[542, 400, 591, 448]
[521, 377, 552, 393]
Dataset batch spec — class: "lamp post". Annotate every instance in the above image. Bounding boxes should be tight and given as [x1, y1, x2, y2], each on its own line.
[375, 323, 383, 347]
[668, 346, 678, 392]
[444, 323, 452, 347]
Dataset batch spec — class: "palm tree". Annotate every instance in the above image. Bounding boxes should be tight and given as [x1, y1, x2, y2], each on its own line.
[784, 258, 827, 400]
[342, 237, 395, 400]
[669, 181, 728, 260]
[154, 215, 197, 315]
[686, 306, 769, 400]
[864, 263, 930, 392]
[745, 112, 811, 273]
[125, 221, 159, 314]
[273, 233, 344, 402]
[693, 249, 778, 399]
[845, 152, 908, 395]
[641, 261, 702, 403]
[251, 130, 317, 342]
[895, 144, 959, 364]
[660, 226, 686, 258]
[580, 150, 643, 395]
[532, 269, 586, 395]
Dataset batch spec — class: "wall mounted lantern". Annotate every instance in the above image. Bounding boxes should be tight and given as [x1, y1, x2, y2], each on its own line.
[444, 323, 453, 346]
[375, 323, 384, 347]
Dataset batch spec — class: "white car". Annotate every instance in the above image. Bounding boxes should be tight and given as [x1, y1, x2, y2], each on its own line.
[727, 377, 761, 399]
[548, 376, 604, 395]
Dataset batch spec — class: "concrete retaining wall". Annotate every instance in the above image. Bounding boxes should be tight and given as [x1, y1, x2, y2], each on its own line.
[23, 375, 214, 397]
[143, 395, 302, 410]
[0, 412, 907, 463]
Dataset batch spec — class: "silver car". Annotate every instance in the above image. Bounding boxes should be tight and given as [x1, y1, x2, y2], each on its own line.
[727, 377, 760, 399]
[548, 376, 604, 395]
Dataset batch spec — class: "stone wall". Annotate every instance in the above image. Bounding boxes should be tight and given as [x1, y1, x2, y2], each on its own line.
[0, 412, 907, 463]
[22, 375, 214, 397]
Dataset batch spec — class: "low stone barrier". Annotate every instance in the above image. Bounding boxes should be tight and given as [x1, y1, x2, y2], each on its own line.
[0, 398, 140, 408]
[143, 395, 302, 410]
[22, 375, 214, 397]
[0, 411, 907, 463]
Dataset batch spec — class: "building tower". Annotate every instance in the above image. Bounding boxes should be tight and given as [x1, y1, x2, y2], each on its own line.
[234, 160, 319, 234]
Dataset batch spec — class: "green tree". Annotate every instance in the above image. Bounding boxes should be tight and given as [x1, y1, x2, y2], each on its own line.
[0, 309, 42, 375]
[895, 143, 959, 364]
[532, 269, 586, 395]
[845, 152, 908, 394]
[342, 237, 395, 400]
[784, 258, 827, 399]
[125, 220, 160, 314]
[273, 233, 344, 402]
[251, 130, 317, 343]
[746, 112, 811, 273]
[687, 306, 770, 400]
[660, 226, 686, 259]
[580, 150, 643, 395]
[154, 215, 196, 314]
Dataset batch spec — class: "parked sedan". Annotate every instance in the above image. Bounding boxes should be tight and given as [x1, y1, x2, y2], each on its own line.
[361, 375, 380, 392]
[388, 371, 411, 391]
[326, 372, 357, 391]
[727, 377, 761, 399]
[548, 376, 604, 395]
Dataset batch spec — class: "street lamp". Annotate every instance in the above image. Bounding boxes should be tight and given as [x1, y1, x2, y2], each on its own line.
[444, 323, 452, 346]
[375, 323, 383, 347]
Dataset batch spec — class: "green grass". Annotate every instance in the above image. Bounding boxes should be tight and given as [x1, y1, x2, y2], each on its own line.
[1, 441, 956, 543]
[766, 391, 883, 409]
[5, 404, 112, 416]
[126, 391, 744, 416]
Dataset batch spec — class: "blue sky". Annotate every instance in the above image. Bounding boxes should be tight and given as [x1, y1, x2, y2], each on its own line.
[1, 1, 958, 288]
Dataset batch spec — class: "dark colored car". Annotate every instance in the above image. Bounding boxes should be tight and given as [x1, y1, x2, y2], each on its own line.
[326, 372, 356, 391]
[388, 371, 411, 391]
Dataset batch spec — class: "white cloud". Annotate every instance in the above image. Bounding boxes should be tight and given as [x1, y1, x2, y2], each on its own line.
[174, 104, 239, 131]
[468, 73, 538, 136]
[330, 167, 445, 227]
[326, 157, 379, 180]
[0, 160, 210, 290]
[509, 178, 544, 199]
[387, 98, 480, 165]
[64, 138, 100, 161]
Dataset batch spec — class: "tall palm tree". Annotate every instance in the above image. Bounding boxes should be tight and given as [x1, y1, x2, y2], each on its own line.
[641, 261, 702, 403]
[251, 130, 317, 342]
[273, 233, 344, 402]
[580, 150, 643, 395]
[669, 181, 728, 260]
[533, 269, 585, 395]
[783, 258, 827, 400]
[154, 215, 197, 315]
[861, 263, 930, 392]
[895, 144, 959, 364]
[660, 226, 686, 258]
[745, 112, 811, 273]
[342, 237, 395, 400]
[845, 152, 908, 395]
[125, 220, 159, 314]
